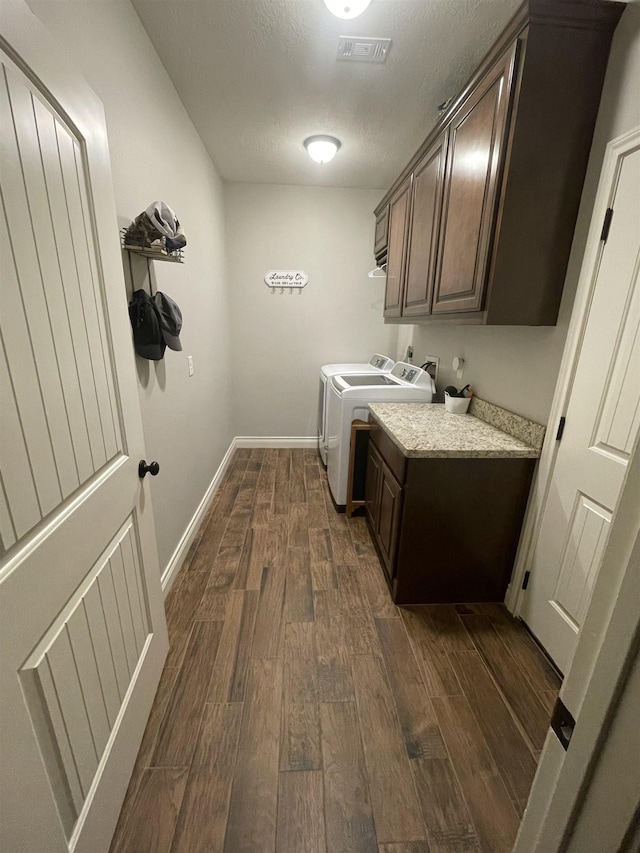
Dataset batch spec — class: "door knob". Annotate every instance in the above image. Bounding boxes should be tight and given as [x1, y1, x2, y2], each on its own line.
[138, 459, 160, 478]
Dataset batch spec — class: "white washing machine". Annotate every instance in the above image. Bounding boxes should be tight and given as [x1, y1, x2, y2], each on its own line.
[318, 353, 395, 465]
[326, 361, 435, 508]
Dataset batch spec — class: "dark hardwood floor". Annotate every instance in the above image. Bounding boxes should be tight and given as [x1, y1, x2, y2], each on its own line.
[110, 448, 561, 853]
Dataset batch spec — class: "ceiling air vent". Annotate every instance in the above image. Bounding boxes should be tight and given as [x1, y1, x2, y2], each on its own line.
[337, 36, 391, 63]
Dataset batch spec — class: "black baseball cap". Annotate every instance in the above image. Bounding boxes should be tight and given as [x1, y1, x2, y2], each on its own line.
[128, 289, 165, 360]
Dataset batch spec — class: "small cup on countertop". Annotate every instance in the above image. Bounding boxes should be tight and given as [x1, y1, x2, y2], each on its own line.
[444, 391, 471, 414]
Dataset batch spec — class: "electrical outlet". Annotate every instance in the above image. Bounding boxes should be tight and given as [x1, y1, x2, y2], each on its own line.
[187, 355, 194, 376]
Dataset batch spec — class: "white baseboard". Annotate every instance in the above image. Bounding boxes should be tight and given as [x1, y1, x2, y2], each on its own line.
[160, 434, 318, 596]
[234, 436, 318, 449]
[161, 438, 237, 595]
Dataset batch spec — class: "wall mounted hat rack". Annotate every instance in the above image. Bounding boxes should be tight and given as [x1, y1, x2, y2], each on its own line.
[125, 250, 157, 296]
[120, 228, 184, 263]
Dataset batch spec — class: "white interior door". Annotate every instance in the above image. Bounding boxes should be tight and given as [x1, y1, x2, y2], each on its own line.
[521, 141, 640, 674]
[0, 3, 168, 851]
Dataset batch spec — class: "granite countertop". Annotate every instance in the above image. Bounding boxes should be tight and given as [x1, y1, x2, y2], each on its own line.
[368, 402, 543, 459]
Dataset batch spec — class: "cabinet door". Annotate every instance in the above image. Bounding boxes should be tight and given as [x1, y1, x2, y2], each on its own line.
[365, 440, 382, 529]
[432, 45, 516, 315]
[374, 206, 389, 263]
[377, 460, 403, 579]
[402, 132, 447, 317]
[384, 179, 411, 318]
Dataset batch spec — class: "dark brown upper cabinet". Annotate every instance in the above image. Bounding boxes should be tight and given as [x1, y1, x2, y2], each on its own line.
[432, 47, 515, 315]
[374, 0, 623, 326]
[374, 206, 389, 266]
[402, 132, 447, 317]
[383, 179, 411, 318]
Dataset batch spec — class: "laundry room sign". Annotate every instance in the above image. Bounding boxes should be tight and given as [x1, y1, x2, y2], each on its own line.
[264, 270, 309, 290]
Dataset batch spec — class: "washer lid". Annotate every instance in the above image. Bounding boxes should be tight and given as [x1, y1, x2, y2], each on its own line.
[339, 374, 399, 387]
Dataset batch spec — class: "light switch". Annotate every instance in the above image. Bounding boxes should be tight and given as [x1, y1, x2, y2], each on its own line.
[188, 355, 194, 376]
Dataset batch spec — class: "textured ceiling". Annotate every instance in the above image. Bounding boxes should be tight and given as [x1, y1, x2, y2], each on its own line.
[132, 0, 522, 189]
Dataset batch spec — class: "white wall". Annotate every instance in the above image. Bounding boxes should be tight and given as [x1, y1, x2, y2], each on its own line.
[225, 183, 396, 436]
[408, 324, 563, 423]
[407, 1, 640, 426]
[28, 0, 235, 578]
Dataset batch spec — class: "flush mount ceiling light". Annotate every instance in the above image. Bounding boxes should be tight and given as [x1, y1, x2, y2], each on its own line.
[323, 0, 372, 20]
[304, 135, 341, 164]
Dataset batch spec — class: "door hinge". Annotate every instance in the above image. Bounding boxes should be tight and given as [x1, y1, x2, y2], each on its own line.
[601, 207, 614, 242]
[556, 416, 566, 441]
[551, 697, 576, 751]
[522, 570, 531, 590]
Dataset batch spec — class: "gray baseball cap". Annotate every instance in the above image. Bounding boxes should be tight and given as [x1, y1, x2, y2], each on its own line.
[154, 291, 183, 351]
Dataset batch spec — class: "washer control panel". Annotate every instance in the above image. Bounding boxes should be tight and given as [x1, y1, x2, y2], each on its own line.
[369, 354, 395, 370]
[390, 362, 433, 391]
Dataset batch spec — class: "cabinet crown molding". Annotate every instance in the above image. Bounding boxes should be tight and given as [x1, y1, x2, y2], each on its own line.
[374, 0, 624, 217]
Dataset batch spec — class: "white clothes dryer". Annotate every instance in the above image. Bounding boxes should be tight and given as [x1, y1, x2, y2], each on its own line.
[318, 353, 394, 465]
[326, 362, 435, 508]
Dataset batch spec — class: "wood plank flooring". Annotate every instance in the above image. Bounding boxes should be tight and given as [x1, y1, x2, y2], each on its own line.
[110, 448, 561, 853]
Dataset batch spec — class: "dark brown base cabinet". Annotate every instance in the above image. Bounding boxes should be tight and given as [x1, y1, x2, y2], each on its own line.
[374, 0, 624, 326]
[365, 422, 536, 604]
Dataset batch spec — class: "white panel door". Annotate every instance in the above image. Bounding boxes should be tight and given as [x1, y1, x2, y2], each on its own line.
[0, 3, 168, 851]
[521, 143, 640, 674]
